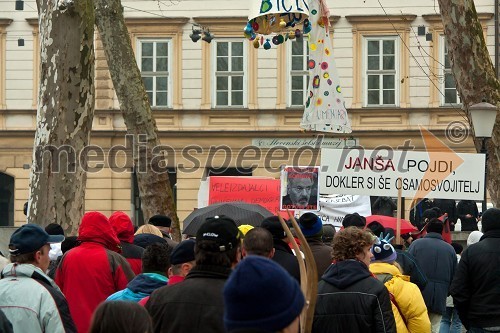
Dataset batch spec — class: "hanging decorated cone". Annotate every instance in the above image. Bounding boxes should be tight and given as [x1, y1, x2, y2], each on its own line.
[300, 0, 352, 134]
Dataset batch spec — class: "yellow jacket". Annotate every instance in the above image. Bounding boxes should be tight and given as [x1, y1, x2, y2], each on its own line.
[370, 262, 430, 333]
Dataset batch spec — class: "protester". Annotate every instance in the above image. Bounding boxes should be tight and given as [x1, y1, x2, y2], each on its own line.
[223, 256, 304, 333]
[148, 215, 178, 248]
[467, 230, 483, 247]
[89, 301, 153, 333]
[147, 215, 242, 333]
[408, 219, 457, 333]
[341, 212, 366, 229]
[0, 224, 76, 333]
[0, 309, 12, 333]
[457, 199, 479, 231]
[242, 227, 274, 258]
[321, 224, 336, 245]
[107, 242, 171, 302]
[135, 224, 164, 238]
[261, 216, 300, 282]
[410, 198, 434, 230]
[55, 211, 135, 333]
[372, 196, 397, 217]
[238, 224, 254, 236]
[433, 199, 457, 230]
[134, 233, 168, 249]
[299, 212, 332, 280]
[370, 234, 430, 333]
[451, 208, 500, 331]
[109, 211, 145, 275]
[440, 242, 463, 333]
[138, 239, 196, 306]
[313, 227, 396, 333]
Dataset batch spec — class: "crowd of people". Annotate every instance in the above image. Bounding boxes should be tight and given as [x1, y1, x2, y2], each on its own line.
[0, 206, 499, 333]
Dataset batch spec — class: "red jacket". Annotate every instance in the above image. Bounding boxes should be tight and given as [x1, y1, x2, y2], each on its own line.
[55, 212, 135, 333]
[109, 211, 144, 275]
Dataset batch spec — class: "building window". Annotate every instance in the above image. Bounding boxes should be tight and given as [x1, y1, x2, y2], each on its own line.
[364, 37, 398, 106]
[289, 38, 309, 107]
[137, 39, 171, 108]
[441, 36, 460, 105]
[213, 40, 246, 107]
[0, 173, 14, 226]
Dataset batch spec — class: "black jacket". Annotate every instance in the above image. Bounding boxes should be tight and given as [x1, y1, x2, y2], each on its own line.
[457, 200, 479, 231]
[313, 260, 396, 333]
[146, 264, 231, 333]
[450, 230, 500, 329]
[433, 199, 457, 224]
[272, 239, 300, 282]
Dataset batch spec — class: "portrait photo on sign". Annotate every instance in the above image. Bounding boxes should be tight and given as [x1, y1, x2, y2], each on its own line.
[280, 166, 320, 211]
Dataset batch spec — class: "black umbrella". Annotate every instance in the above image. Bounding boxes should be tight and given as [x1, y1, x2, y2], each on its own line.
[182, 201, 273, 236]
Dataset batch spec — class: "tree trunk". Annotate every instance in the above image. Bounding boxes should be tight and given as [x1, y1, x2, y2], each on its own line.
[94, 0, 180, 239]
[438, 0, 500, 207]
[28, 0, 95, 234]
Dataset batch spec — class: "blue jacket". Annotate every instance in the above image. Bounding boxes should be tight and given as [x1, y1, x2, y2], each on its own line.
[107, 273, 168, 302]
[408, 233, 457, 314]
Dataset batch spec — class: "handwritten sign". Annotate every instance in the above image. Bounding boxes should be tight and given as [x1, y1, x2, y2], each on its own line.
[320, 148, 485, 200]
[209, 176, 281, 213]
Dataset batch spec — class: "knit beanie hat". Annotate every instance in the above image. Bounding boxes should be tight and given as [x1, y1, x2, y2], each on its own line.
[371, 233, 397, 263]
[481, 208, 500, 233]
[261, 216, 287, 240]
[467, 230, 483, 246]
[299, 212, 323, 237]
[223, 256, 305, 332]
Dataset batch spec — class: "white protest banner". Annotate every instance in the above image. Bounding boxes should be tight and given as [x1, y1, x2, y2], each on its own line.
[320, 148, 485, 201]
[295, 194, 371, 228]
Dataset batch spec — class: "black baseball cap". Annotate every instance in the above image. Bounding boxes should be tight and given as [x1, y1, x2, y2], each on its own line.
[9, 224, 65, 255]
[170, 239, 196, 265]
[196, 216, 241, 252]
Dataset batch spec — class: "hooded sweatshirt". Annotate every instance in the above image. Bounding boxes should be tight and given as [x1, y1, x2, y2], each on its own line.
[107, 273, 168, 302]
[55, 211, 135, 333]
[109, 211, 144, 275]
[313, 260, 396, 333]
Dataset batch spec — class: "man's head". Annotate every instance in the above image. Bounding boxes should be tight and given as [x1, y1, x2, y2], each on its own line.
[423, 207, 441, 222]
[260, 216, 287, 240]
[9, 224, 65, 271]
[223, 256, 304, 333]
[286, 171, 315, 209]
[242, 227, 274, 258]
[427, 218, 444, 234]
[342, 213, 366, 229]
[168, 239, 196, 277]
[322, 224, 336, 244]
[45, 223, 65, 236]
[298, 212, 323, 238]
[481, 208, 500, 233]
[142, 242, 172, 275]
[149, 215, 172, 235]
[195, 215, 242, 268]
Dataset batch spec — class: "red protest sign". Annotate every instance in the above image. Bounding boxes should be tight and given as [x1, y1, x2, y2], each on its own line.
[208, 177, 281, 214]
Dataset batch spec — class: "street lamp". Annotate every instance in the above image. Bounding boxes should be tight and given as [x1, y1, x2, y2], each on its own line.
[469, 101, 498, 213]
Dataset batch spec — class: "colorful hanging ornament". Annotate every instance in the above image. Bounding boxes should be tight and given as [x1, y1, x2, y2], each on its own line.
[272, 35, 280, 45]
[295, 29, 302, 38]
[253, 38, 260, 49]
[288, 31, 296, 40]
[279, 19, 286, 28]
[303, 19, 312, 33]
[263, 39, 272, 50]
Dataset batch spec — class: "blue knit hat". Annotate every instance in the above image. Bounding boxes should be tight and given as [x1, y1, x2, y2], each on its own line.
[371, 233, 397, 263]
[223, 256, 305, 332]
[299, 212, 323, 237]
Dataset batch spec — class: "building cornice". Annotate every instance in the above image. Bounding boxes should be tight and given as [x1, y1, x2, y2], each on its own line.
[423, 12, 493, 23]
[346, 14, 417, 24]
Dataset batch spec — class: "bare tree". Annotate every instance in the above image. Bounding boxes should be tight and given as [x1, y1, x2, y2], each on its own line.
[27, 0, 95, 234]
[438, 0, 500, 207]
[94, 0, 180, 239]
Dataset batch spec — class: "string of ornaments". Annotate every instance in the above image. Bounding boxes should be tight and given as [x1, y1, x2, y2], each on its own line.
[244, 17, 312, 49]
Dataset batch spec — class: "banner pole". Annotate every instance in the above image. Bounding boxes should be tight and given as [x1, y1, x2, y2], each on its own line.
[396, 177, 402, 244]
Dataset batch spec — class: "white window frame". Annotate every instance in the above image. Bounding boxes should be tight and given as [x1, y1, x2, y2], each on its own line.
[287, 38, 309, 107]
[439, 35, 461, 106]
[212, 39, 247, 108]
[363, 36, 400, 107]
[137, 38, 172, 108]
